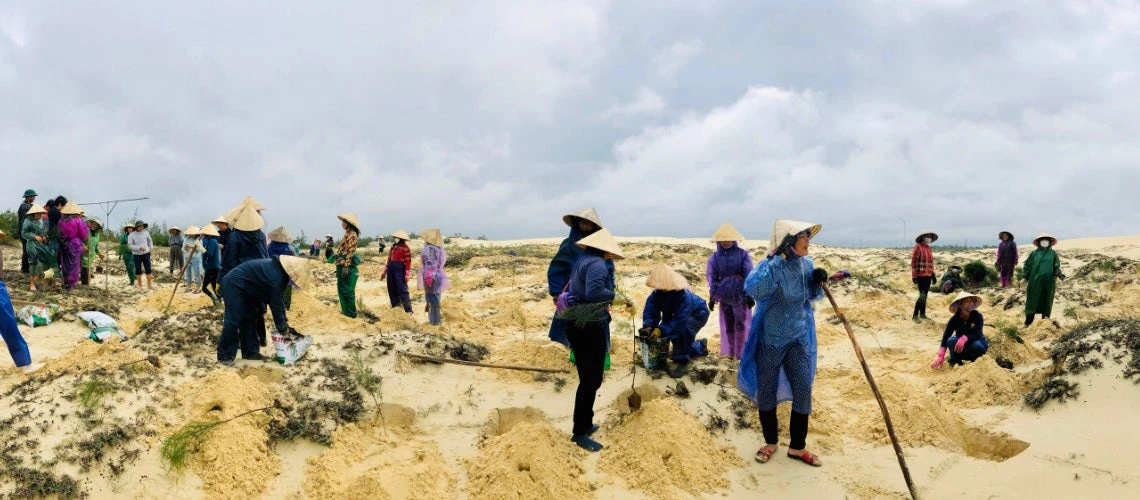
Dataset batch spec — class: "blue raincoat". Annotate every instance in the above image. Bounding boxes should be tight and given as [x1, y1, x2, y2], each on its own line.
[642, 289, 710, 361]
[547, 225, 615, 346]
[737, 254, 821, 407]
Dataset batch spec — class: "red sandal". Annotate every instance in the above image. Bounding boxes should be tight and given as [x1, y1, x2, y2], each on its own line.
[787, 450, 823, 467]
[755, 445, 777, 463]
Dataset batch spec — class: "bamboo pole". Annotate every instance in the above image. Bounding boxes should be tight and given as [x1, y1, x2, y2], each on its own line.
[822, 283, 918, 500]
[163, 246, 198, 314]
[398, 350, 570, 374]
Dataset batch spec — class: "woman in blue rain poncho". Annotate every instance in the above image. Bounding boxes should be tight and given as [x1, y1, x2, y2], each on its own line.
[738, 219, 833, 468]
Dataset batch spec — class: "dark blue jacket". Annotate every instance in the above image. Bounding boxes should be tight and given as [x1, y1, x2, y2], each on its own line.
[221, 257, 290, 332]
[568, 249, 615, 316]
[202, 237, 221, 270]
[268, 241, 295, 258]
[643, 289, 710, 341]
[548, 226, 614, 297]
[222, 230, 269, 274]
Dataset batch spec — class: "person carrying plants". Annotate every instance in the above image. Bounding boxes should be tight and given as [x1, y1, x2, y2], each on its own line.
[330, 213, 361, 318]
[739, 219, 839, 468]
[217, 255, 310, 366]
[706, 223, 754, 360]
[417, 228, 450, 325]
[938, 265, 966, 294]
[17, 188, 37, 274]
[21, 204, 52, 292]
[1024, 233, 1064, 327]
[118, 223, 137, 286]
[81, 218, 104, 286]
[547, 208, 615, 347]
[910, 231, 938, 322]
[996, 231, 1019, 288]
[380, 230, 414, 314]
[931, 292, 989, 369]
[643, 263, 710, 378]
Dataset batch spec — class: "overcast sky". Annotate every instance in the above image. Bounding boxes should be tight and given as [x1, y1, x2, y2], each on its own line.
[2, 1, 1138, 247]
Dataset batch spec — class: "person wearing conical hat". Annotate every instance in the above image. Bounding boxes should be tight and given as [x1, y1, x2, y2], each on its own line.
[21, 205, 52, 292]
[643, 264, 711, 378]
[326, 213, 361, 318]
[931, 292, 989, 369]
[739, 219, 836, 467]
[17, 189, 38, 274]
[1023, 233, 1064, 327]
[217, 255, 311, 366]
[417, 228, 450, 325]
[118, 222, 137, 286]
[910, 231, 939, 322]
[128, 221, 155, 290]
[995, 231, 1019, 288]
[199, 224, 223, 305]
[380, 230, 414, 314]
[222, 204, 271, 343]
[56, 202, 89, 290]
[181, 226, 206, 293]
[323, 234, 335, 260]
[167, 226, 185, 276]
[267, 227, 296, 309]
[561, 227, 623, 452]
[81, 218, 105, 286]
[706, 223, 754, 360]
[547, 207, 615, 347]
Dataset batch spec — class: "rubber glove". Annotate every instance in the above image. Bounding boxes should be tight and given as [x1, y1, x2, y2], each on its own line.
[954, 335, 969, 353]
[931, 347, 947, 370]
[425, 275, 434, 287]
[811, 268, 828, 284]
[830, 269, 852, 281]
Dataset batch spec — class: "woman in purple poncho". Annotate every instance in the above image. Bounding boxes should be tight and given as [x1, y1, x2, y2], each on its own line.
[56, 202, 89, 290]
[706, 224, 754, 360]
[995, 231, 1019, 288]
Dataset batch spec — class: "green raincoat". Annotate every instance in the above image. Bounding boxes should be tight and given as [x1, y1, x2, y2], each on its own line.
[1024, 248, 1061, 316]
[21, 219, 53, 276]
[83, 232, 102, 268]
[119, 233, 137, 285]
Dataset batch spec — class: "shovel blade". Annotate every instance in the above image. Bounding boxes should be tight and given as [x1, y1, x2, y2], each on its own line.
[628, 392, 642, 411]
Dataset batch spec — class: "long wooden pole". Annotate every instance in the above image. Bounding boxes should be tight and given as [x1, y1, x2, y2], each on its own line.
[398, 350, 570, 374]
[163, 246, 198, 314]
[822, 284, 918, 500]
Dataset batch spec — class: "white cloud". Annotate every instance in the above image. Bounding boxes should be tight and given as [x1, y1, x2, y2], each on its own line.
[652, 39, 703, 81]
[600, 87, 666, 119]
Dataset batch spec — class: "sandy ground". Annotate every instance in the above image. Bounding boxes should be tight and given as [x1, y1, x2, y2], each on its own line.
[0, 234, 1139, 499]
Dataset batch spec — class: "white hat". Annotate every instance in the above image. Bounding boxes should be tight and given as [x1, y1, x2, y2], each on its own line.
[576, 228, 624, 259]
[768, 219, 821, 256]
[1033, 233, 1057, 247]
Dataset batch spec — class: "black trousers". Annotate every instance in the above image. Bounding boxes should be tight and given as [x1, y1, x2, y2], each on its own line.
[80, 266, 90, 286]
[202, 269, 220, 302]
[20, 240, 29, 274]
[914, 276, 933, 317]
[567, 319, 608, 436]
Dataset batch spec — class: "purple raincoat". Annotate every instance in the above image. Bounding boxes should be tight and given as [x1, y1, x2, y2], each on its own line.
[57, 216, 89, 289]
[996, 240, 1019, 279]
[706, 243, 753, 359]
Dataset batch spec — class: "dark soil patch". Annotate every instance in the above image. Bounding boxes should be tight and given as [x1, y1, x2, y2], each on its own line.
[1023, 319, 1140, 409]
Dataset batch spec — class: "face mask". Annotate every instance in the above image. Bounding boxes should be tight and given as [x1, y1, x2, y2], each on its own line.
[922, 238, 931, 244]
[1040, 240, 1050, 248]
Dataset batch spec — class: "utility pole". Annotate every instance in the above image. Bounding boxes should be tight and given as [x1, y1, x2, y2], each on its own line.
[78, 197, 148, 290]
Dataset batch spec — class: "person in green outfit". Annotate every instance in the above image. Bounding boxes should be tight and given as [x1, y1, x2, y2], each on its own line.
[81, 218, 104, 286]
[119, 223, 137, 286]
[1024, 233, 1064, 326]
[328, 213, 360, 318]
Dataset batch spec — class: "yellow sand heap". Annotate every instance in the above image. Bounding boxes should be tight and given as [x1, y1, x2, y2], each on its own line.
[599, 399, 743, 499]
[288, 291, 381, 335]
[483, 340, 571, 381]
[465, 420, 591, 500]
[39, 338, 149, 377]
[929, 358, 1025, 408]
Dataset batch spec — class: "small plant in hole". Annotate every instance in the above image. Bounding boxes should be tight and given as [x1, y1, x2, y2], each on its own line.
[76, 378, 116, 410]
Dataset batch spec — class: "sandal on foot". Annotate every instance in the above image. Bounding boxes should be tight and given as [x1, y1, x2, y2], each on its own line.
[755, 445, 777, 463]
[787, 450, 823, 467]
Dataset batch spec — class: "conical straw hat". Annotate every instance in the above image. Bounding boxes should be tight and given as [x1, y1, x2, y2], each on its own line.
[710, 223, 745, 242]
[562, 207, 604, 228]
[268, 226, 292, 243]
[915, 231, 939, 244]
[168, 226, 182, 233]
[212, 214, 228, 225]
[1033, 233, 1057, 247]
[26, 204, 46, 216]
[949, 291, 982, 312]
[767, 219, 821, 256]
[576, 228, 624, 259]
[279, 256, 312, 290]
[87, 218, 102, 230]
[184, 225, 200, 236]
[241, 196, 266, 212]
[421, 228, 443, 246]
[200, 224, 220, 237]
[998, 231, 1014, 241]
[338, 213, 360, 232]
[230, 204, 264, 231]
[60, 202, 83, 215]
[645, 263, 689, 290]
[391, 229, 410, 241]
[121, 222, 134, 231]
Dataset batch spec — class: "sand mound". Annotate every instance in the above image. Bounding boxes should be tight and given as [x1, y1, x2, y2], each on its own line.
[929, 358, 1024, 408]
[289, 291, 380, 335]
[614, 383, 665, 414]
[302, 417, 455, 500]
[38, 338, 149, 377]
[1024, 318, 1063, 342]
[465, 421, 591, 500]
[484, 340, 571, 381]
[599, 399, 743, 499]
[481, 406, 546, 441]
[174, 369, 280, 500]
[986, 329, 1050, 367]
[137, 287, 214, 313]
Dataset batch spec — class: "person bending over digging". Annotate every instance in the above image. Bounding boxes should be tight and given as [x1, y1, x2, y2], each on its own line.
[938, 265, 965, 294]
[217, 256, 310, 366]
[931, 292, 989, 369]
[560, 228, 624, 452]
[642, 263, 710, 379]
[739, 219, 838, 468]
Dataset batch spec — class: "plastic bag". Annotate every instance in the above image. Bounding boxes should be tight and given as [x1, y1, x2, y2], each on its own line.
[273, 329, 312, 365]
[76, 311, 128, 343]
[17, 304, 58, 327]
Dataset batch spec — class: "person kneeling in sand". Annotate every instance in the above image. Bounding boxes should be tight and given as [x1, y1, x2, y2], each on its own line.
[931, 292, 989, 369]
[217, 256, 310, 366]
[642, 263, 710, 379]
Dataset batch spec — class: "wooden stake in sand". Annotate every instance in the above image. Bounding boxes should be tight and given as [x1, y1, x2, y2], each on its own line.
[162, 246, 198, 314]
[398, 351, 570, 374]
[822, 284, 918, 500]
